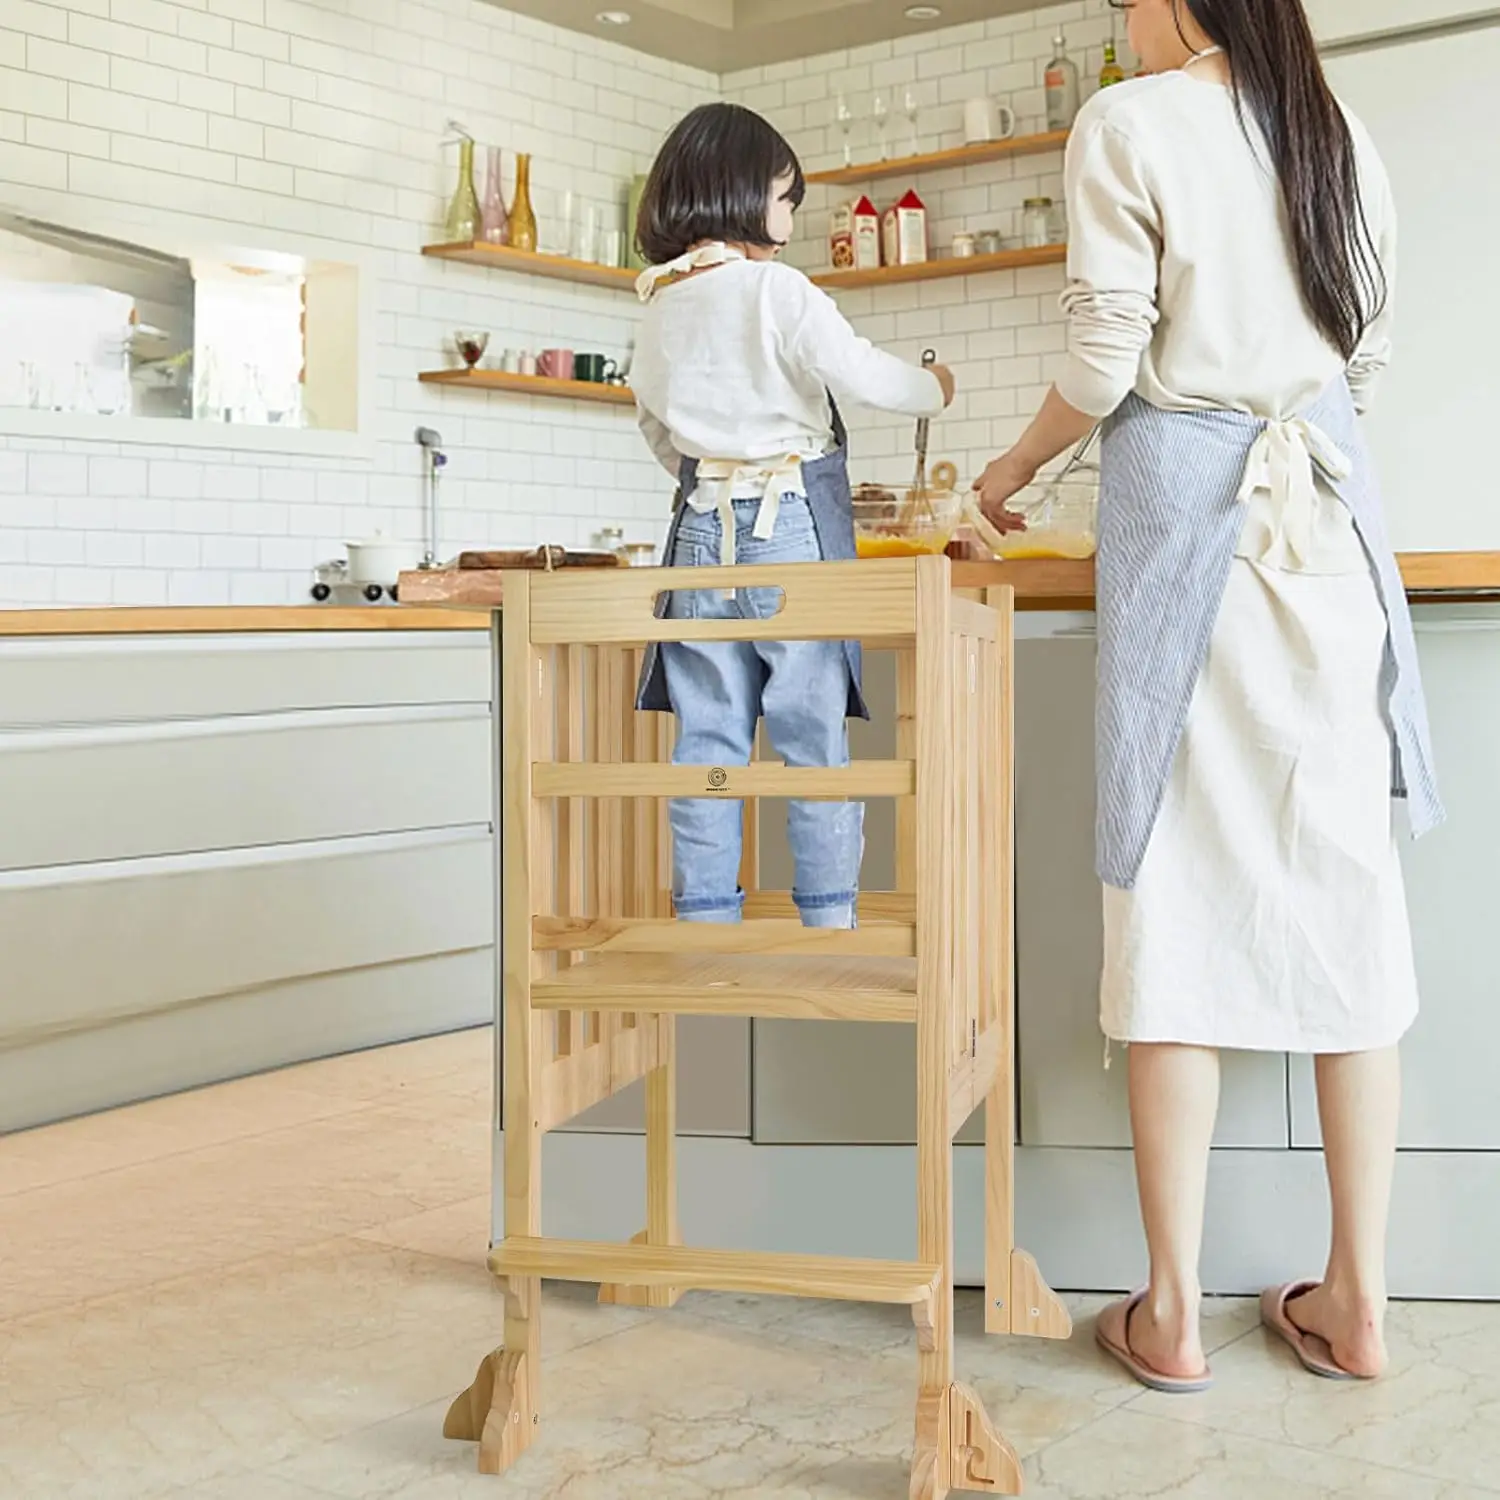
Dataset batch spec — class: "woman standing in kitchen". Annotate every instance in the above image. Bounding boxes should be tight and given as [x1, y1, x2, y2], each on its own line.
[975, 0, 1442, 1388]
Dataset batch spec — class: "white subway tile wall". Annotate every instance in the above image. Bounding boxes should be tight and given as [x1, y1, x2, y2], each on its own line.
[0, 0, 716, 605]
[1, 0, 1126, 606]
[723, 1, 1127, 497]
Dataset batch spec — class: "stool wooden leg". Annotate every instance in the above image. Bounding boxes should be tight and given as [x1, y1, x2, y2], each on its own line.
[982, 586, 1070, 1347]
[445, 1277, 539, 1473]
[446, 595, 543, 1473]
[600, 1020, 683, 1308]
[910, 567, 1021, 1499]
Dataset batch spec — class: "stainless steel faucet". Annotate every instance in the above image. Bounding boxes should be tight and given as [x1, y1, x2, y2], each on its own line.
[415, 426, 447, 569]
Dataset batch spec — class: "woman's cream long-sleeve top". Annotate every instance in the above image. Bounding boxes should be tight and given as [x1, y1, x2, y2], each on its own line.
[1057, 72, 1396, 424]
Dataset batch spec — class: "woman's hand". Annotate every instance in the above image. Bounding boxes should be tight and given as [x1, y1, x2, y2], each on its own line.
[972, 450, 1037, 533]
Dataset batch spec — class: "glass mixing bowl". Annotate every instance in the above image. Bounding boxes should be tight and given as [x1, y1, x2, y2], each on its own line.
[985, 477, 1097, 560]
[852, 487, 964, 558]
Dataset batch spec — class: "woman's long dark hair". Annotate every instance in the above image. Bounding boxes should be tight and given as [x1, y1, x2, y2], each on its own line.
[1170, 0, 1386, 359]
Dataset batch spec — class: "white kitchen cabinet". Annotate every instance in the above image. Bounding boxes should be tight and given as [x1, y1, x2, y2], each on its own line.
[2, 950, 491, 1134]
[0, 632, 489, 729]
[557, 1017, 753, 1138]
[0, 627, 495, 1133]
[0, 708, 490, 871]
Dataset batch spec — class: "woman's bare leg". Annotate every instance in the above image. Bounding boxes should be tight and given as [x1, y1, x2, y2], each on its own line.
[1102, 1042, 1220, 1379]
[1284, 1046, 1400, 1377]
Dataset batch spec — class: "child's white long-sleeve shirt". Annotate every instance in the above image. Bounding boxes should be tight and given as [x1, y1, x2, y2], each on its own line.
[631, 255, 944, 477]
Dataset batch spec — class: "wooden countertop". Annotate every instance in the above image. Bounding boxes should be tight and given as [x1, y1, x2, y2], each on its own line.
[2, 551, 1494, 637]
[0, 606, 489, 637]
[396, 551, 1500, 612]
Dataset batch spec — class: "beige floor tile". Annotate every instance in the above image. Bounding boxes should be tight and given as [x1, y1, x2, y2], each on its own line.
[4, 1032, 1492, 1500]
[0, 1070, 367, 1201]
[269, 1287, 1183, 1500]
[273, 1031, 492, 1109]
[156, 1473, 339, 1500]
[1023, 1407, 1493, 1498]
[0, 1101, 492, 1323]
[1130, 1297, 1500, 1491]
[0, 1241, 645, 1500]
[354, 1195, 493, 1266]
[272, 1317, 931, 1500]
[0, 1030, 493, 1206]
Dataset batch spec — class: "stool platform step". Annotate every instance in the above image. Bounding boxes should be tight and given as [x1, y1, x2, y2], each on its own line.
[489, 1237, 943, 1312]
[531, 951, 918, 1022]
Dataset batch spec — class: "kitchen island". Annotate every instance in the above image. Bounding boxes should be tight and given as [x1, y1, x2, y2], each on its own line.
[9, 560, 1499, 1297]
[406, 552, 1500, 1298]
[0, 606, 491, 1134]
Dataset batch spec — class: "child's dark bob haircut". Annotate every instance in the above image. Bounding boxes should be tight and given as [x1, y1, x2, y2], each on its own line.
[636, 103, 806, 266]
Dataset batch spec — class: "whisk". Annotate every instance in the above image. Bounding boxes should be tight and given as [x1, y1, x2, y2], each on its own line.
[899, 348, 940, 530]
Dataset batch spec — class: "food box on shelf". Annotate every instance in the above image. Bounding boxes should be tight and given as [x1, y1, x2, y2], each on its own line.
[882, 188, 929, 267]
[830, 195, 881, 272]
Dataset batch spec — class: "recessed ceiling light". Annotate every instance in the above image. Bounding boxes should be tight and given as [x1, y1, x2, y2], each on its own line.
[905, 4, 942, 18]
[596, 9, 631, 23]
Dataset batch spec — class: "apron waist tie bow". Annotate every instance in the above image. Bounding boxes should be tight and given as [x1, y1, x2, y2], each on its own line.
[685, 458, 809, 589]
[1235, 416, 1353, 571]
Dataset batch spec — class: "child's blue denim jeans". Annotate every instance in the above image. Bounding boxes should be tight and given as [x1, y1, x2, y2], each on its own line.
[661, 495, 863, 928]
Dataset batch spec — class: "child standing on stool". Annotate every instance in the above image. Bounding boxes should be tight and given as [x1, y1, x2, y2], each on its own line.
[630, 103, 955, 929]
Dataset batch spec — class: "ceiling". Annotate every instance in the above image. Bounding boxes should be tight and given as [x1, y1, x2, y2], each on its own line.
[491, 0, 1049, 73]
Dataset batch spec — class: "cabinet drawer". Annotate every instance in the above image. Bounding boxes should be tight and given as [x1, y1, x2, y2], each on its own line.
[0, 829, 493, 1045]
[0, 632, 490, 729]
[0, 707, 491, 870]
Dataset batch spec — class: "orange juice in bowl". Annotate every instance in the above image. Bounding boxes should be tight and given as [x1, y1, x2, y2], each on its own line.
[852, 483, 963, 558]
[969, 476, 1098, 560]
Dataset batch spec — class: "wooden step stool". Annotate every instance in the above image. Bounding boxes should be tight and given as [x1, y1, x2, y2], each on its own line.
[444, 555, 1070, 1499]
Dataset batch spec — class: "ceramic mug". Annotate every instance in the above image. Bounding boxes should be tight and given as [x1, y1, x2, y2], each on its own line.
[537, 348, 574, 380]
[573, 353, 618, 384]
[520, 352, 538, 376]
[963, 98, 1018, 144]
[502, 348, 524, 374]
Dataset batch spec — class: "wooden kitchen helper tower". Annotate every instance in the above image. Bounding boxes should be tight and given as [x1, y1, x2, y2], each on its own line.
[445, 555, 1070, 1499]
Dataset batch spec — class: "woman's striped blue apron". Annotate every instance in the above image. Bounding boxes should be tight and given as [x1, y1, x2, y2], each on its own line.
[1095, 377, 1443, 890]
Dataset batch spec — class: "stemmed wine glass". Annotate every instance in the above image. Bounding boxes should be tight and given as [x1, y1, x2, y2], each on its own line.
[872, 91, 890, 160]
[903, 86, 920, 155]
[835, 94, 854, 166]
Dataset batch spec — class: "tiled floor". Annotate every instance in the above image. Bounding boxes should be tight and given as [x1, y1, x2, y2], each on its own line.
[2, 1028, 1496, 1499]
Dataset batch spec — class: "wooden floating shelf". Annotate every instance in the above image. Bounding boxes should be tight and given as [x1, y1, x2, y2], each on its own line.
[807, 129, 1071, 187]
[812, 242, 1066, 291]
[418, 368, 634, 406]
[421, 239, 637, 292]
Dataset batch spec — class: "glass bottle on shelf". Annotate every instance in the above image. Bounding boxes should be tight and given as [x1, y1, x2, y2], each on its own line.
[444, 135, 480, 244]
[481, 145, 508, 244]
[508, 152, 537, 253]
[1044, 32, 1081, 130]
[1099, 40, 1126, 89]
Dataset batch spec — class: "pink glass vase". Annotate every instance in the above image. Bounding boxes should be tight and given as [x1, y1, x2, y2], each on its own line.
[481, 145, 508, 246]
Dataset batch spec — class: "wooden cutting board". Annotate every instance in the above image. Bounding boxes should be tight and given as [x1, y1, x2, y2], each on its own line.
[457, 547, 621, 570]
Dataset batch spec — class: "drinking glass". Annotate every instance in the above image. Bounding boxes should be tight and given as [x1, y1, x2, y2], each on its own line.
[903, 86, 920, 155]
[572, 202, 600, 264]
[835, 94, 854, 166]
[872, 91, 890, 160]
